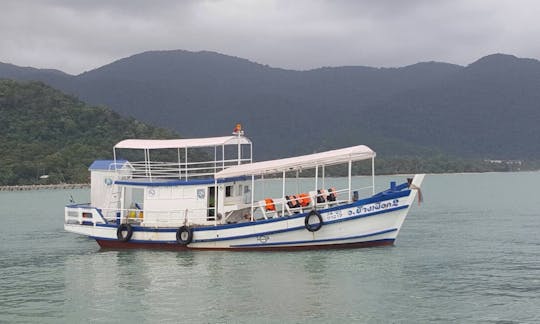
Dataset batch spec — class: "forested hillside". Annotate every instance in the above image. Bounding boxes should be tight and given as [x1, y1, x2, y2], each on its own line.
[0, 79, 530, 186]
[0, 80, 178, 185]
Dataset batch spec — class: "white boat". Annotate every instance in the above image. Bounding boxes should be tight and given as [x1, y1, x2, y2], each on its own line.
[64, 125, 424, 251]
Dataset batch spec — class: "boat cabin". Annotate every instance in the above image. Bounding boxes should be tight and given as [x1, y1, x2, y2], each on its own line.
[87, 130, 253, 227]
[77, 126, 378, 229]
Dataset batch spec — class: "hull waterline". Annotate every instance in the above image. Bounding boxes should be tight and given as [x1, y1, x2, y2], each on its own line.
[96, 238, 395, 251]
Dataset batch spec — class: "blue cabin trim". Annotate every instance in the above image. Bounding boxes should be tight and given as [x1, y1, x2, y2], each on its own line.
[115, 176, 248, 187]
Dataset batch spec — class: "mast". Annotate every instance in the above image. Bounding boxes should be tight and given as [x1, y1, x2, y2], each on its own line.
[232, 123, 244, 165]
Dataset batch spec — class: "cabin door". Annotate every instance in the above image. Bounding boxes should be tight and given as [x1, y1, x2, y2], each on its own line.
[207, 186, 217, 220]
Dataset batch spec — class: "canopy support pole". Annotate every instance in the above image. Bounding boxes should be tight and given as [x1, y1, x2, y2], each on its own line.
[148, 149, 152, 179]
[322, 165, 325, 189]
[250, 175, 255, 221]
[348, 160, 352, 202]
[214, 179, 218, 226]
[145, 149, 152, 180]
[261, 174, 265, 197]
[113, 149, 117, 171]
[237, 138, 241, 165]
[214, 146, 217, 174]
[282, 171, 286, 216]
[314, 165, 318, 196]
[296, 170, 299, 193]
[143, 149, 148, 177]
[120, 186, 126, 223]
[371, 157, 375, 195]
[177, 148, 181, 179]
[222, 145, 225, 170]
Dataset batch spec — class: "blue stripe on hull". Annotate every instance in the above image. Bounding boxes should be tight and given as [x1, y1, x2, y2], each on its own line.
[92, 227, 397, 248]
[230, 228, 398, 248]
[193, 206, 406, 243]
[92, 204, 408, 244]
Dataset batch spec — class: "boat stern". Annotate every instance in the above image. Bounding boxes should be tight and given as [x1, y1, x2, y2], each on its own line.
[64, 204, 110, 236]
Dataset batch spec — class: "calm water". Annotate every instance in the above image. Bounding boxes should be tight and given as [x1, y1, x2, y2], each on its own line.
[1, 172, 539, 323]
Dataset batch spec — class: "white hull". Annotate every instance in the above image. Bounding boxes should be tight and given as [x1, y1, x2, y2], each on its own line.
[65, 175, 423, 251]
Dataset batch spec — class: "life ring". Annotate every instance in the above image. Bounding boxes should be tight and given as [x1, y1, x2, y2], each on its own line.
[305, 210, 323, 232]
[176, 226, 193, 245]
[117, 224, 133, 242]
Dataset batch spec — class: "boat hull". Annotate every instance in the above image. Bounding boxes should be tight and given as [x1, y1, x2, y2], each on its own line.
[65, 182, 420, 251]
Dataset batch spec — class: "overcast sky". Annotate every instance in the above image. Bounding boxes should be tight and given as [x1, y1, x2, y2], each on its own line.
[1, 0, 539, 74]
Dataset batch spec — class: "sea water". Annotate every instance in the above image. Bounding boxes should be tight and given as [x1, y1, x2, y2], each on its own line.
[0, 172, 539, 323]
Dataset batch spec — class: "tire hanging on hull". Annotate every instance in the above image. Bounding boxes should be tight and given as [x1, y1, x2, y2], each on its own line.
[117, 224, 133, 242]
[176, 226, 193, 245]
[305, 210, 323, 232]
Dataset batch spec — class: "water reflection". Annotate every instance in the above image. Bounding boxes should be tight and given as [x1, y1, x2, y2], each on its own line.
[175, 250, 196, 267]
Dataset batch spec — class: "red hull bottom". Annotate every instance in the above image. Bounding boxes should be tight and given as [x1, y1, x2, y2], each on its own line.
[96, 239, 395, 251]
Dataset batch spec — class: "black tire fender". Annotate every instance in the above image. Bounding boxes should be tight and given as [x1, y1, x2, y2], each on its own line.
[117, 224, 133, 242]
[305, 210, 323, 232]
[176, 226, 193, 245]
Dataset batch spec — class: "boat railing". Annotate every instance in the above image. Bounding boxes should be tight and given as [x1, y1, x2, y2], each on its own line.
[66, 204, 218, 226]
[65, 185, 375, 227]
[251, 185, 374, 220]
[334, 185, 373, 203]
[108, 161, 132, 171]
[124, 185, 368, 223]
[65, 204, 107, 226]
[127, 158, 252, 179]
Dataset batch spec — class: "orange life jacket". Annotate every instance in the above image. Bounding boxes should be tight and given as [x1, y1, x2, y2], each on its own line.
[298, 193, 311, 207]
[264, 198, 276, 211]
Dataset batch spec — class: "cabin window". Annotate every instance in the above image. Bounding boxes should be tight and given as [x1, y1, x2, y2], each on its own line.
[132, 188, 144, 202]
[225, 185, 233, 197]
[126, 188, 144, 213]
[243, 185, 251, 204]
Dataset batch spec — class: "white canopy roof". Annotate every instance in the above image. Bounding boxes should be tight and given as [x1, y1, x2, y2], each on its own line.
[215, 145, 375, 179]
[114, 136, 251, 150]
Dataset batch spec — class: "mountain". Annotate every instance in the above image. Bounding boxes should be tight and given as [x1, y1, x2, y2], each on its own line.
[369, 54, 540, 159]
[0, 80, 180, 185]
[2, 51, 539, 160]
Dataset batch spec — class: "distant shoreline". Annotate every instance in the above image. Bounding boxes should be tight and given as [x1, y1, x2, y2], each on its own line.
[0, 183, 90, 191]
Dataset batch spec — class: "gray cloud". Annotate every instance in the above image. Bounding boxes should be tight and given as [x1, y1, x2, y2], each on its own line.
[1, 0, 539, 74]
